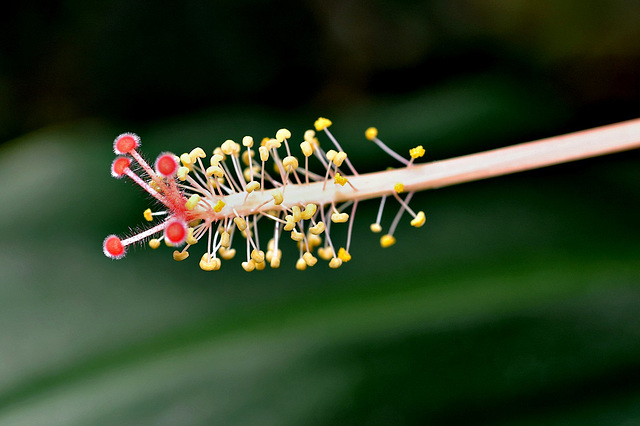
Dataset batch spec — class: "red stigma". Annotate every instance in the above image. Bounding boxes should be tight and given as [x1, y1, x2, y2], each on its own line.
[164, 219, 187, 245]
[114, 133, 140, 155]
[111, 156, 131, 178]
[103, 235, 126, 259]
[155, 153, 179, 177]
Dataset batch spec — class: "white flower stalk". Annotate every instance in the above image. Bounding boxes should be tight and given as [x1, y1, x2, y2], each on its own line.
[103, 117, 640, 270]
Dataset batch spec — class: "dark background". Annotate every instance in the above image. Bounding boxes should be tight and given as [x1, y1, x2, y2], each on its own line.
[1, 1, 639, 425]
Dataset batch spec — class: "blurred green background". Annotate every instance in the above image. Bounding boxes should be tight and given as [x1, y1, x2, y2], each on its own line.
[1, 1, 640, 425]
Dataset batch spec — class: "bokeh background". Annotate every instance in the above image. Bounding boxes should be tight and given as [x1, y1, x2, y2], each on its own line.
[1, 1, 640, 424]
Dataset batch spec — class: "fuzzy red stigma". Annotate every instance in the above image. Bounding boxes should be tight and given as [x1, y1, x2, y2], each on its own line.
[103, 235, 126, 259]
[155, 153, 179, 177]
[164, 219, 187, 245]
[111, 156, 132, 178]
[114, 133, 140, 155]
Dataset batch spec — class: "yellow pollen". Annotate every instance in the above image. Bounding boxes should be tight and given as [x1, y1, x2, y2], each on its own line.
[265, 138, 281, 150]
[329, 257, 343, 269]
[326, 149, 337, 162]
[334, 173, 348, 186]
[210, 154, 224, 166]
[409, 145, 425, 159]
[365, 127, 378, 141]
[189, 147, 206, 163]
[206, 165, 224, 177]
[149, 239, 161, 249]
[241, 150, 254, 166]
[276, 128, 292, 142]
[173, 250, 189, 261]
[411, 211, 426, 228]
[272, 190, 283, 205]
[290, 230, 305, 242]
[221, 139, 240, 156]
[304, 129, 316, 141]
[246, 181, 260, 193]
[301, 203, 317, 220]
[199, 253, 221, 271]
[300, 141, 314, 157]
[242, 135, 254, 147]
[185, 194, 201, 210]
[220, 231, 230, 247]
[331, 212, 349, 223]
[282, 156, 299, 172]
[291, 206, 302, 222]
[180, 153, 193, 169]
[309, 221, 325, 235]
[214, 199, 225, 213]
[242, 259, 256, 272]
[380, 234, 396, 248]
[296, 257, 307, 271]
[303, 251, 317, 266]
[314, 117, 332, 131]
[177, 166, 189, 181]
[333, 151, 347, 167]
[370, 223, 382, 233]
[394, 182, 404, 193]
[251, 249, 265, 264]
[219, 247, 236, 260]
[317, 247, 334, 261]
[186, 227, 198, 245]
[338, 247, 352, 262]
[213, 147, 226, 159]
[284, 215, 296, 231]
[234, 217, 247, 231]
[143, 208, 153, 222]
[270, 256, 281, 268]
[258, 146, 269, 162]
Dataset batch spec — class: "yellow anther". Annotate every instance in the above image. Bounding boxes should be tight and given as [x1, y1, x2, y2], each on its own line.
[186, 227, 198, 245]
[303, 251, 317, 267]
[214, 200, 225, 213]
[251, 249, 265, 264]
[314, 117, 332, 131]
[266, 138, 281, 150]
[301, 203, 317, 220]
[291, 206, 302, 222]
[234, 216, 247, 231]
[326, 149, 337, 162]
[284, 215, 296, 231]
[180, 153, 193, 168]
[370, 223, 382, 233]
[394, 182, 404, 193]
[148, 179, 162, 193]
[256, 261, 266, 271]
[246, 181, 260, 193]
[213, 147, 226, 159]
[290, 229, 305, 242]
[329, 257, 343, 269]
[282, 156, 299, 172]
[258, 146, 270, 162]
[220, 231, 230, 248]
[206, 165, 224, 178]
[189, 147, 206, 163]
[307, 233, 322, 249]
[272, 190, 283, 205]
[266, 249, 282, 263]
[317, 247, 334, 261]
[300, 141, 314, 157]
[172, 250, 189, 261]
[409, 145, 425, 159]
[276, 128, 292, 142]
[334, 173, 348, 186]
[149, 239, 161, 249]
[199, 253, 221, 271]
[333, 151, 347, 167]
[143, 208, 153, 222]
[304, 129, 316, 141]
[338, 247, 352, 262]
[270, 256, 281, 268]
[365, 127, 378, 141]
[411, 211, 426, 228]
[241, 259, 256, 272]
[267, 238, 276, 251]
[210, 154, 224, 166]
[177, 166, 190, 181]
[309, 221, 325, 235]
[242, 135, 254, 147]
[331, 212, 349, 223]
[296, 257, 307, 271]
[380, 234, 396, 248]
[241, 150, 254, 166]
[219, 247, 236, 260]
[221, 139, 240, 156]
[185, 194, 201, 210]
